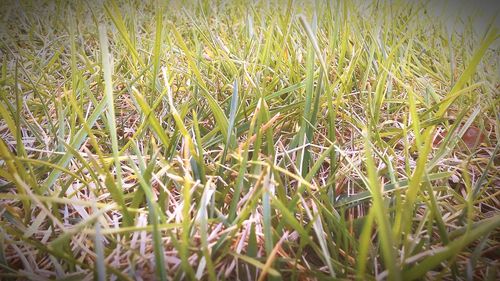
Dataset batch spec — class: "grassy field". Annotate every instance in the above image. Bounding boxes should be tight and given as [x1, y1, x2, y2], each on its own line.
[0, 0, 499, 280]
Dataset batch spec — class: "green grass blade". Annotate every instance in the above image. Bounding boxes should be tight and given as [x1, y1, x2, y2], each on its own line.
[363, 128, 401, 280]
[402, 216, 500, 280]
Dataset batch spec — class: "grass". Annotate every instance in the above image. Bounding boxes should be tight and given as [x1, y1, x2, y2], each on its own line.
[0, 0, 499, 280]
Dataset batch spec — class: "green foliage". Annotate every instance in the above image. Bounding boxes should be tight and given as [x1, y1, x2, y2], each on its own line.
[0, 0, 498, 280]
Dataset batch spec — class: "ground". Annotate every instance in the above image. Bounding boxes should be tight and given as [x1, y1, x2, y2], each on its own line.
[0, 0, 499, 280]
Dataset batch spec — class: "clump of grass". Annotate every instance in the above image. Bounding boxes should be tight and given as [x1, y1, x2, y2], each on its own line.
[0, 0, 499, 280]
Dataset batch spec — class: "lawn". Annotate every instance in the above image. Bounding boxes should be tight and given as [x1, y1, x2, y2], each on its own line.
[0, 0, 499, 280]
